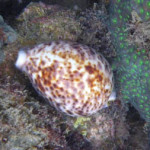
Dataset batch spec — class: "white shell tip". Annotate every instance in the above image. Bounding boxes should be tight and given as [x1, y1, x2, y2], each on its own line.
[15, 50, 27, 69]
[108, 91, 116, 101]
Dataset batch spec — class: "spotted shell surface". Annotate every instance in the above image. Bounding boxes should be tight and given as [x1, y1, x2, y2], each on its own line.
[15, 41, 114, 116]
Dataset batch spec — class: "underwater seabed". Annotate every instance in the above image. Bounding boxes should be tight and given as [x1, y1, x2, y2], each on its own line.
[0, 0, 150, 149]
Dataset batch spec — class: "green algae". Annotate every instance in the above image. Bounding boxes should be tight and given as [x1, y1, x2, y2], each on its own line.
[107, 0, 150, 122]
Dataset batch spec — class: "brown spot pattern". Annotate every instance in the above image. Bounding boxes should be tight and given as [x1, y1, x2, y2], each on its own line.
[85, 65, 95, 74]
[23, 41, 114, 116]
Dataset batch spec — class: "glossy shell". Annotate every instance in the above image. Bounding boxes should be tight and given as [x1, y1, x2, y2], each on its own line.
[15, 41, 114, 116]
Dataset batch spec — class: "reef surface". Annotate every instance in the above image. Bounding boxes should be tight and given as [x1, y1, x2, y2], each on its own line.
[0, 1, 149, 149]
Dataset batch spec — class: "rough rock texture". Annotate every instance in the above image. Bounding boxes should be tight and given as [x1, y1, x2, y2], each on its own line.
[16, 2, 82, 44]
[0, 15, 17, 48]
